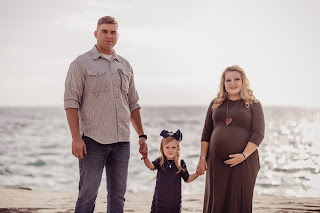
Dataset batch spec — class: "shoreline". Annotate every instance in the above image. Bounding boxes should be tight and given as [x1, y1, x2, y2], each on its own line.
[0, 188, 320, 213]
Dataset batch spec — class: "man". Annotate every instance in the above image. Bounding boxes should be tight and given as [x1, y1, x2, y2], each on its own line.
[64, 16, 147, 213]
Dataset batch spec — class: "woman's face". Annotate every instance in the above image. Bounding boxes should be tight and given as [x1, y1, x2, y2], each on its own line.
[224, 71, 242, 100]
[163, 140, 179, 160]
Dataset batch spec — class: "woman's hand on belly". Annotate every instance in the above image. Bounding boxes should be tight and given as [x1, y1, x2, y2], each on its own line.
[224, 153, 246, 167]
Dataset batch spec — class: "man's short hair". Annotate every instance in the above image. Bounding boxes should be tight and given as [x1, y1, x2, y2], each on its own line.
[97, 16, 118, 28]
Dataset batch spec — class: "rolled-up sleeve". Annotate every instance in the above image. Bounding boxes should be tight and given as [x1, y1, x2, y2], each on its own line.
[127, 67, 141, 112]
[248, 101, 265, 146]
[64, 60, 85, 109]
[201, 101, 214, 142]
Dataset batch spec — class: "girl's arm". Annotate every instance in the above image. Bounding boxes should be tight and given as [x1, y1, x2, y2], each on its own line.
[186, 172, 199, 183]
[143, 157, 155, 170]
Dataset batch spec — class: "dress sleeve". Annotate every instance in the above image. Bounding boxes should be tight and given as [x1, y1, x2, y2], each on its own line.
[201, 101, 214, 142]
[248, 101, 265, 146]
[180, 160, 190, 182]
[152, 157, 161, 170]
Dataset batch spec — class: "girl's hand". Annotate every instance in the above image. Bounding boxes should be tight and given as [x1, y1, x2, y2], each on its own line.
[224, 153, 245, 167]
[196, 159, 207, 175]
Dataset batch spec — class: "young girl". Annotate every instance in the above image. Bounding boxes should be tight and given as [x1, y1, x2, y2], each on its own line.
[143, 129, 199, 213]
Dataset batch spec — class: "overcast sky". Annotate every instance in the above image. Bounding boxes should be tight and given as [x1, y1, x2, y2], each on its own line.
[1, 0, 319, 107]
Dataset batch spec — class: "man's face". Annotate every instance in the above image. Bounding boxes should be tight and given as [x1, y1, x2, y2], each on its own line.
[94, 23, 119, 55]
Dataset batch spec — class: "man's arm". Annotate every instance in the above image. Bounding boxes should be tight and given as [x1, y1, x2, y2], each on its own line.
[64, 59, 87, 159]
[130, 108, 144, 136]
[130, 108, 147, 157]
[66, 108, 87, 159]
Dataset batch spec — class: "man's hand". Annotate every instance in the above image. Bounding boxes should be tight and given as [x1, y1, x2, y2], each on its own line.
[72, 137, 87, 159]
[139, 137, 147, 160]
[140, 143, 148, 160]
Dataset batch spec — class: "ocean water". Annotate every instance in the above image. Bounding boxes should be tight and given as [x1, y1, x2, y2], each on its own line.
[0, 106, 319, 197]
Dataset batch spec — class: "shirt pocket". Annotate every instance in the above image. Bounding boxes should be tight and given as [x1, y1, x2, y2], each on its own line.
[86, 69, 108, 93]
[118, 69, 131, 93]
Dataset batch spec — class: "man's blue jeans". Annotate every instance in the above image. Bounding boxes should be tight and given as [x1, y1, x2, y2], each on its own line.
[75, 135, 130, 213]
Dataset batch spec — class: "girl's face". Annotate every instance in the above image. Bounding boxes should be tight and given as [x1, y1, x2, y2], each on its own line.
[224, 71, 242, 100]
[163, 140, 179, 160]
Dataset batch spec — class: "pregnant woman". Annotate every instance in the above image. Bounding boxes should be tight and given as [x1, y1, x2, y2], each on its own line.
[197, 65, 265, 213]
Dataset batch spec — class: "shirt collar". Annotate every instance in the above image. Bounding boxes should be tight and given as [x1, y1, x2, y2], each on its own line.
[91, 45, 120, 62]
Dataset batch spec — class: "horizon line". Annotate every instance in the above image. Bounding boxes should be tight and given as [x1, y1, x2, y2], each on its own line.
[0, 104, 319, 109]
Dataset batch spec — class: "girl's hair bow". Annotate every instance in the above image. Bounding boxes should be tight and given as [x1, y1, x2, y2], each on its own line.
[160, 129, 182, 141]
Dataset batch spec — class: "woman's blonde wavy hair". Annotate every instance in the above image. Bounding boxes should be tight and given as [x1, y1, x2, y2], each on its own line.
[212, 65, 257, 110]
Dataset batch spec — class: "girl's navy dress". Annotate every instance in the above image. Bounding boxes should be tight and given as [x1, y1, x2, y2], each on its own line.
[151, 158, 190, 213]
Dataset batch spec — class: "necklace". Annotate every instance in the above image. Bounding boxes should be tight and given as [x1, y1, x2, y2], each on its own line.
[168, 161, 174, 168]
[226, 99, 241, 126]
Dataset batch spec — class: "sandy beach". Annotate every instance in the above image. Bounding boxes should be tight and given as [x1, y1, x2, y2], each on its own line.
[0, 188, 319, 213]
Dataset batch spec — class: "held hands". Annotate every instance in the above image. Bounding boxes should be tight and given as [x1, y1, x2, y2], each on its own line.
[224, 153, 246, 167]
[72, 137, 87, 159]
[196, 158, 207, 175]
[139, 137, 148, 160]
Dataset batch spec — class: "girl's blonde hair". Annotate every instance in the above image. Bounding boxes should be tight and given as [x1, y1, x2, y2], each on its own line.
[212, 65, 257, 110]
[159, 136, 182, 174]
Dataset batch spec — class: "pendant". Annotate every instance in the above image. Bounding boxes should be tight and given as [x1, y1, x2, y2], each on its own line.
[169, 164, 171, 168]
[226, 118, 232, 126]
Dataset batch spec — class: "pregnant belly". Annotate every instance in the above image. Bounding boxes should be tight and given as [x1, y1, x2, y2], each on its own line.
[210, 126, 251, 160]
